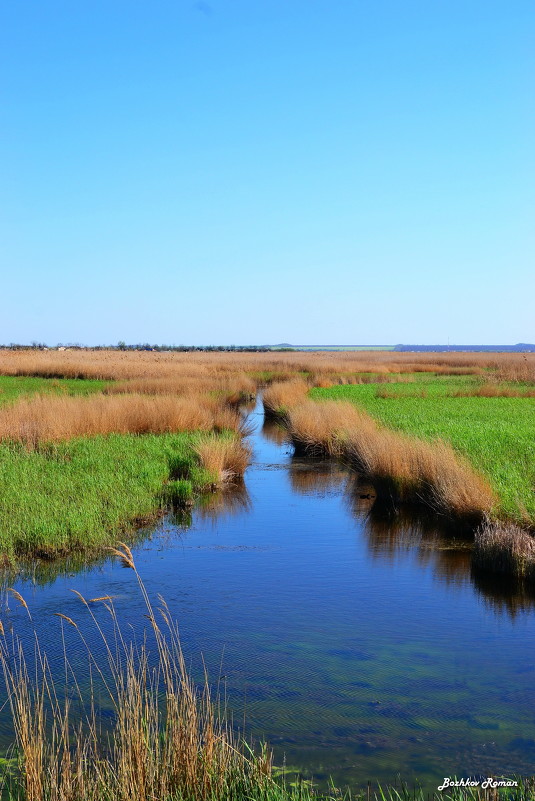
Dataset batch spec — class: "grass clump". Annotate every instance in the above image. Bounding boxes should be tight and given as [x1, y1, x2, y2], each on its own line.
[474, 519, 535, 581]
[285, 401, 494, 520]
[0, 393, 241, 445]
[263, 380, 309, 420]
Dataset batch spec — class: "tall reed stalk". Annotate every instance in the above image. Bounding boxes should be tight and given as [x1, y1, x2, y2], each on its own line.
[0, 545, 274, 801]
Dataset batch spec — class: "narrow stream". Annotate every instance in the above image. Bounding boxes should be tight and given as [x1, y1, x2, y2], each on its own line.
[2, 396, 534, 790]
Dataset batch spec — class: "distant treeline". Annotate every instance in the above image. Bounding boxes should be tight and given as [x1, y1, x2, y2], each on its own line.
[0, 342, 284, 352]
[3, 342, 534, 353]
[394, 344, 535, 352]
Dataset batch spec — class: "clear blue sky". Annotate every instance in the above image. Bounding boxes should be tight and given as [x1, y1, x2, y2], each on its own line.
[1, 1, 533, 345]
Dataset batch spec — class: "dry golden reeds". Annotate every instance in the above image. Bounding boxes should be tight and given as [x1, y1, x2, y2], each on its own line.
[262, 379, 309, 419]
[474, 519, 535, 580]
[0, 347, 533, 386]
[106, 373, 256, 404]
[195, 435, 252, 485]
[0, 393, 242, 445]
[286, 401, 373, 458]
[284, 399, 494, 520]
[0, 553, 275, 801]
[451, 383, 535, 398]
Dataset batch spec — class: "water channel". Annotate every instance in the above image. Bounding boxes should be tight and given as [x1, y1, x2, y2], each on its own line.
[1, 396, 534, 790]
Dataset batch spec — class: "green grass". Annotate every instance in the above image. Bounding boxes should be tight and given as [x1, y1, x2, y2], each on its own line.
[0, 431, 224, 559]
[0, 375, 109, 405]
[311, 376, 535, 524]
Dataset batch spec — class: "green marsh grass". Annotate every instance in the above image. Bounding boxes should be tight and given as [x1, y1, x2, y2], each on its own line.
[0, 430, 245, 560]
[0, 375, 109, 405]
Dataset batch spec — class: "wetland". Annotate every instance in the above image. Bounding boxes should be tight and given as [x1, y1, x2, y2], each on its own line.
[2, 392, 534, 793]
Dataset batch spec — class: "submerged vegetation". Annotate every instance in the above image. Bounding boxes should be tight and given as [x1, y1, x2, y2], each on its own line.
[0, 546, 531, 801]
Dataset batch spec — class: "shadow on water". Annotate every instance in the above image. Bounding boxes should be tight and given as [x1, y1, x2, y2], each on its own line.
[286, 456, 535, 619]
[1, 394, 534, 790]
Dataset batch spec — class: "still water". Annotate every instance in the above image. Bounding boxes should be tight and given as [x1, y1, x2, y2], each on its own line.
[2, 397, 534, 789]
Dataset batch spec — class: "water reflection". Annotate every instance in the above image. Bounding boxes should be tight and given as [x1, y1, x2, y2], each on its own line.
[1, 550, 114, 590]
[288, 459, 346, 496]
[471, 568, 535, 618]
[287, 457, 535, 620]
[1, 397, 535, 789]
[261, 418, 288, 446]
[195, 481, 252, 522]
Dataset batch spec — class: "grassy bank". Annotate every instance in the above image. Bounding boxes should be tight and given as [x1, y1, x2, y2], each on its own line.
[310, 376, 535, 525]
[0, 430, 248, 560]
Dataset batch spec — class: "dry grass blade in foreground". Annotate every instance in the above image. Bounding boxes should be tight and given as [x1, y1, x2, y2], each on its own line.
[0, 549, 274, 801]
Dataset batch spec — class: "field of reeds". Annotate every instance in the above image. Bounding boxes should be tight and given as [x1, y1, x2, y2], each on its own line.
[1, 544, 531, 801]
[0, 348, 533, 384]
[0, 349, 533, 573]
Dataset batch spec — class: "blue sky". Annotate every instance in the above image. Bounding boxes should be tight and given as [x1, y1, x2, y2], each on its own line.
[1, 1, 533, 345]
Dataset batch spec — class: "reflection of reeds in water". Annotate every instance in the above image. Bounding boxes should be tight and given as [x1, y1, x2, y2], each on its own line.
[345, 479, 535, 617]
[471, 568, 535, 618]
[0, 549, 114, 591]
[288, 461, 347, 496]
[261, 419, 289, 446]
[357, 498, 473, 587]
[195, 481, 252, 522]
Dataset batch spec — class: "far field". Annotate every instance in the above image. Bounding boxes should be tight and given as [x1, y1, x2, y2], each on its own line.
[311, 375, 535, 524]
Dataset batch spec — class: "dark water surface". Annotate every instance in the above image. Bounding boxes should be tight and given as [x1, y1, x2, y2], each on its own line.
[2, 398, 535, 789]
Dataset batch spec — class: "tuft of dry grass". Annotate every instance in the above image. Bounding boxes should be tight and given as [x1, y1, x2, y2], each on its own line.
[262, 379, 309, 419]
[474, 519, 535, 580]
[106, 373, 257, 405]
[0, 393, 242, 445]
[195, 435, 252, 485]
[0, 551, 275, 801]
[286, 401, 374, 458]
[451, 382, 535, 398]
